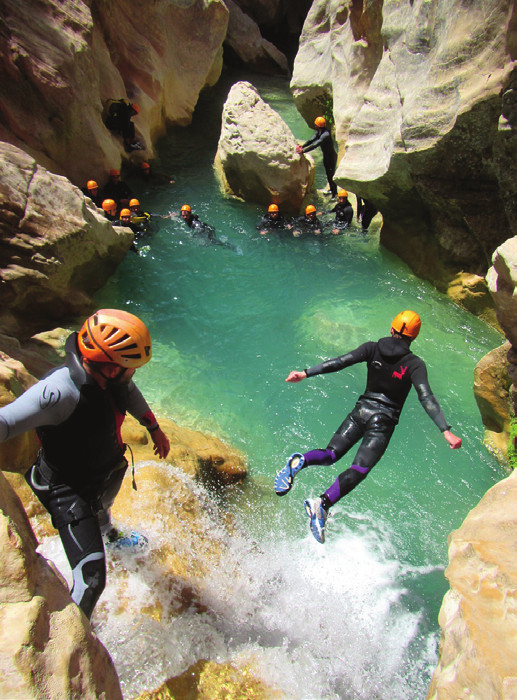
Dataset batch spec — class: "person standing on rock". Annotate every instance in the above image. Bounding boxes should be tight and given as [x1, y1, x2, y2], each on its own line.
[274, 310, 462, 543]
[356, 196, 378, 232]
[0, 309, 170, 619]
[296, 116, 338, 198]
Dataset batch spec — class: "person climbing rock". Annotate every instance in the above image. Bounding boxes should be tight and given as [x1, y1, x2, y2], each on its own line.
[275, 310, 462, 543]
[330, 189, 353, 232]
[292, 205, 323, 236]
[0, 309, 170, 618]
[104, 99, 144, 152]
[256, 204, 291, 235]
[296, 116, 338, 197]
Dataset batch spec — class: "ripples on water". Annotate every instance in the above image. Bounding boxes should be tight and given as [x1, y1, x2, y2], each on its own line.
[40, 71, 505, 698]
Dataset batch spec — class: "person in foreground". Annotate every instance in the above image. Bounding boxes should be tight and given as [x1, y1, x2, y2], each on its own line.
[0, 309, 170, 618]
[275, 310, 462, 543]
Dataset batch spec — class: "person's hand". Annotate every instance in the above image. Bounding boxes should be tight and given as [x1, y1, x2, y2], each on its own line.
[151, 427, 170, 458]
[443, 430, 462, 449]
[332, 228, 339, 234]
[296, 144, 303, 154]
[286, 370, 307, 383]
[260, 229, 267, 235]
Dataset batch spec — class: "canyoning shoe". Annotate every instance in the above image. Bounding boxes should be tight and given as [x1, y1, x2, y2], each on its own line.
[274, 452, 305, 496]
[104, 528, 148, 551]
[304, 497, 328, 544]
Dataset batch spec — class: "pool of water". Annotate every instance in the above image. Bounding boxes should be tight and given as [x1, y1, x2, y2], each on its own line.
[93, 70, 504, 698]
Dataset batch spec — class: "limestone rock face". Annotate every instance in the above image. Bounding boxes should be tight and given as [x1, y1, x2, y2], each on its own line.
[427, 469, 517, 700]
[487, 236, 517, 349]
[0, 0, 229, 185]
[0, 470, 123, 700]
[224, 0, 289, 75]
[0, 141, 133, 335]
[214, 81, 314, 213]
[474, 342, 512, 462]
[291, 0, 516, 294]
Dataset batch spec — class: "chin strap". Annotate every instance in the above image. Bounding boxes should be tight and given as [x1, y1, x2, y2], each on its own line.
[125, 443, 137, 490]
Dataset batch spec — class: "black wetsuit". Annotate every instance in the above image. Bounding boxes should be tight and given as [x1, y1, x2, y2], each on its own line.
[301, 336, 450, 509]
[104, 99, 136, 142]
[100, 179, 133, 209]
[301, 128, 338, 196]
[256, 214, 289, 231]
[81, 188, 104, 208]
[0, 333, 158, 618]
[184, 215, 235, 250]
[331, 200, 353, 228]
[356, 197, 378, 231]
[293, 214, 323, 234]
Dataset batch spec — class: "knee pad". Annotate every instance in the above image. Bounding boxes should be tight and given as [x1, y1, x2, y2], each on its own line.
[71, 551, 106, 619]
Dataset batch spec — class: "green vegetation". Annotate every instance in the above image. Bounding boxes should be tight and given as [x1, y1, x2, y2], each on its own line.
[509, 417, 517, 470]
[315, 93, 334, 128]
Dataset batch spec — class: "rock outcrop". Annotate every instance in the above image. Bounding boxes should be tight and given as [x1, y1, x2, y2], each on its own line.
[0, 0, 229, 186]
[0, 141, 133, 336]
[214, 81, 314, 213]
[0, 470, 123, 700]
[427, 469, 517, 699]
[291, 0, 516, 309]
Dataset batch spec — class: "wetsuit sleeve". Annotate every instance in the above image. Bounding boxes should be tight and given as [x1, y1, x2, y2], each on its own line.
[305, 342, 374, 377]
[0, 368, 79, 441]
[126, 381, 159, 431]
[302, 131, 328, 154]
[411, 362, 451, 431]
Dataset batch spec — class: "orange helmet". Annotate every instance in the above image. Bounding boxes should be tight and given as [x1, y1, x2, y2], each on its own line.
[338, 189, 348, 198]
[78, 309, 152, 368]
[305, 204, 316, 215]
[181, 204, 191, 212]
[102, 199, 117, 215]
[109, 168, 120, 177]
[131, 103, 140, 114]
[314, 116, 326, 128]
[268, 204, 279, 213]
[129, 198, 140, 208]
[141, 162, 150, 170]
[391, 310, 421, 340]
[87, 180, 98, 190]
[120, 208, 131, 218]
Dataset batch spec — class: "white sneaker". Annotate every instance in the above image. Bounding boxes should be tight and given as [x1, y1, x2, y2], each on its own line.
[304, 497, 328, 543]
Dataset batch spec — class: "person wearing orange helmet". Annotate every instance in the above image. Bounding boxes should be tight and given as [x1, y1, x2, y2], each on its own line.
[100, 168, 133, 210]
[0, 309, 170, 618]
[81, 179, 103, 208]
[256, 203, 290, 234]
[292, 204, 323, 236]
[104, 98, 144, 152]
[276, 310, 462, 543]
[101, 198, 118, 221]
[296, 115, 338, 197]
[179, 205, 235, 250]
[329, 189, 354, 232]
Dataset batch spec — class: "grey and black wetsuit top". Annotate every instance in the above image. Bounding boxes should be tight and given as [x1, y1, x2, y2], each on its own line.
[0, 333, 157, 485]
[302, 128, 337, 167]
[305, 336, 450, 430]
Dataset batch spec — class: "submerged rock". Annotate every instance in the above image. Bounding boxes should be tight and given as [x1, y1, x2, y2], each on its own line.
[214, 81, 314, 213]
[291, 0, 516, 298]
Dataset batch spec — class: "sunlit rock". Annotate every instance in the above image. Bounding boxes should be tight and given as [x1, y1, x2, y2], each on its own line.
[225, 0, 289, 75]
[487, 236, 517, 349]
[291, 0, 516, 295]
[0, 0, 229, 185]
[135, 658, 277, 700]
[0, 471, 123, 700]
[0, 142, 133, 335]
[214, 81, 314, 213]
[474, 342, 512, 462]
[428, 469, 517, 700]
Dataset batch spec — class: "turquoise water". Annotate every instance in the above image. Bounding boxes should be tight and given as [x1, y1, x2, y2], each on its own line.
[95, 72, 503, 698]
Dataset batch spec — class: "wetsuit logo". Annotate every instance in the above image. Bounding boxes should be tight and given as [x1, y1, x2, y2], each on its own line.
[392, 365, 407, 380]
[39, 385, 61, 409]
